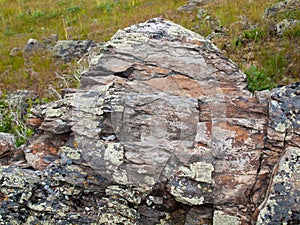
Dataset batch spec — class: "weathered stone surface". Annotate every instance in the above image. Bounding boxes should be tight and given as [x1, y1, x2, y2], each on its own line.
[257, 146, 300, 225]
[6, 90, 38, 117]
[0, 132, 15, 165]
[276, 19, 299, 36]
[52, 40, 98, 63]
[0, 18, 299, 224]
[264, 0, 300, 19]
[255, 83, 300, 224]
[23, 38, 44, 54]
[177, 0, 211, 11]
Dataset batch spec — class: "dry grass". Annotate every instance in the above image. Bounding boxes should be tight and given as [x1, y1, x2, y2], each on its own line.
[200, 0, 299, 87]
[0, 0, 299, 97]
[0, 0, 191, 97]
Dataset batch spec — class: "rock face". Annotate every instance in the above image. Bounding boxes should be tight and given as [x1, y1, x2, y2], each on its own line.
[0, 18, 299, 224]
[0, 133, 15, 165]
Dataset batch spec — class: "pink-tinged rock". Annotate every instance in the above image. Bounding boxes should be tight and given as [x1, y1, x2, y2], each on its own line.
[0, 132, 15, 165]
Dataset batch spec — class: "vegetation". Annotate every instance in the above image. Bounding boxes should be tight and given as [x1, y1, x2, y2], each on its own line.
[0, 0, 299, 97]
[0, 92, 34, 146]
[245, 66, 277, 93]
[0, 0, 299, 144]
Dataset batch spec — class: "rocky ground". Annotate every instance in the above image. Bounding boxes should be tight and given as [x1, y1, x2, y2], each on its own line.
[0, 17, 299, 225]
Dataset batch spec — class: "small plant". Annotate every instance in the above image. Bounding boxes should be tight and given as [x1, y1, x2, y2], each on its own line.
[245, 66, 277, 93]
[47, 11, 60, 19]
[243, 28, 266, 40]
[283, 22, 300, 38]
[96, 1, 114, 13]
[0, 94, 34, 147]
[67, 5, 81, 14]
[260, 52, 287, 83]
[30, 10, 46, 20]
[4, 27, 14, 36]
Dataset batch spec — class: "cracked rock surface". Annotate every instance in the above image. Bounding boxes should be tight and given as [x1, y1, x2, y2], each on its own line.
[0, 18, 299, 224]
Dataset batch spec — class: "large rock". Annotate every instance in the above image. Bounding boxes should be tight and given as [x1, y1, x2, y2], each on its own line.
[256, 83, 300, 224]
[0, 18, 299, 224]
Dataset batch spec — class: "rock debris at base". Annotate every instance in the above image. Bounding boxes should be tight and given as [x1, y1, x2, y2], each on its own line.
[0, 18, 299, 225]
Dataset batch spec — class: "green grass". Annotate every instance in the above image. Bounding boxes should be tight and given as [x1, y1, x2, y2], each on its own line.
[0, 93, 34, 147]
[0, 0, 299, 97]
[199, 0, 299, 91]
[0, 0, 193, 97]
[245, 66, 278, 93]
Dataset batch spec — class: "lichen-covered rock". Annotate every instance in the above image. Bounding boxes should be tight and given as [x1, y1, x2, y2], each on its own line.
[52, 40, 98, 63]
[177, 0, 211, 12]
[263, 0, 300, 19]
[257, 146, 300, 225]
[1, 18, 299, 224]
[6, 90, 38, 117]
[167, 162, 214, 205]
[213, 211, 241, 225]
[276, 19, 299, 36]
[255, 83, 300, 225]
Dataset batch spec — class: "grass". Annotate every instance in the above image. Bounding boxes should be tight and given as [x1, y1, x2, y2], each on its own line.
[0, 0, 299, 97]
[198, 0, 299, 89]
[0, 0, 192, 98]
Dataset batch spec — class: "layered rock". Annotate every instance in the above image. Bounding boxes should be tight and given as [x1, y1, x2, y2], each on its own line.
[0, 133, 15, 165]
[0, 18, 299, 224]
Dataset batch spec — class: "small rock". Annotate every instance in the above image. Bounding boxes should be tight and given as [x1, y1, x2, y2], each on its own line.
[52, 40, 97, 63]
[197, 8, 208, 19]
[177, 0, 211, 11]
[23, 38, 44, 54]
[276, 19, 299, 35]
[0, 132, 15, 165]
[264, 0, 300, 19]
[9, 47, 22, 56]
[26, 117, 44, 128]
[6, 90, 38, 118]
[213, 211, 241, 225]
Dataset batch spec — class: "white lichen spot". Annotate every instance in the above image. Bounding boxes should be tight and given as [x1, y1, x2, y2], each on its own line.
[104, 143, 124, 166]
[60, 146, 81, 160]
[170, 184, 205, 205]
[108, 30, 148, 48]
[89, 54, 103, 67]
[113, 169, 129, 185]
[45, 108, 65, 118]
[178, 162, 214, 183]
[166, 23, 205, 41]
[144, 176, 156, 186]
[105, 185, 141, 204]
[213, 210, 241, 225]
[274, 122, 287, 133]
[137, 168, 148, 174]
[257, 199, 277, 225]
